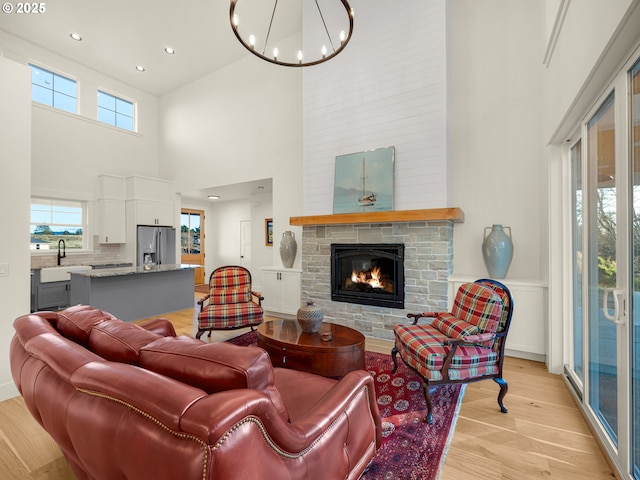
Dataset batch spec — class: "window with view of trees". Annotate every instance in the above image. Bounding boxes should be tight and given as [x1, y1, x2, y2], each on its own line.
[29, 64, 77, 113]
[30, 198, 85, 250]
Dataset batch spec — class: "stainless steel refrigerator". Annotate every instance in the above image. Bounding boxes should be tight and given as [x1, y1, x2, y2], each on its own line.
[136, 226, 176, 266]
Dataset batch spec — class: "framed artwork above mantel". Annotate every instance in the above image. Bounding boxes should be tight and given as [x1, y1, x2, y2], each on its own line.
[333, 146, 395, 214]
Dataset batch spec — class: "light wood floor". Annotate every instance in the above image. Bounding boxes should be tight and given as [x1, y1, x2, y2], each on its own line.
[1, 301, 617, 480]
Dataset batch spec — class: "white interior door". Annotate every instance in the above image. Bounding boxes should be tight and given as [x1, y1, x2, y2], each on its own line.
[240, 220, 251, 268]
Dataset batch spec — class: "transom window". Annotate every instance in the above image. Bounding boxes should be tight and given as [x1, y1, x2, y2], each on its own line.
[97, 90, 134, 131]
[29, 64, 77, 113]
[30, 198, 86, 250]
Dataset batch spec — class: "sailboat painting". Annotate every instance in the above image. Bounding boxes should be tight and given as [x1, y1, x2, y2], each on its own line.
[333, 146, 394, 214]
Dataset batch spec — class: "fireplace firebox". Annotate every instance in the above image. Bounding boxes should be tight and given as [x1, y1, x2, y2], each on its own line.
[331, 243, 404, 309]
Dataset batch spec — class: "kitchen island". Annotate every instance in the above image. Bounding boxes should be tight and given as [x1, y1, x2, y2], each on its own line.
[70, 264, 195, 321]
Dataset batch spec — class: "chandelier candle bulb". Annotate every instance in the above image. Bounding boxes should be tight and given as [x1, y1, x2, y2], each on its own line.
[297, 50, 303, 63]
[249, 34, 255, 48]
[321, 45, 327, 58]
[273, 47, 278, 60]
[233, 14, 238, 26]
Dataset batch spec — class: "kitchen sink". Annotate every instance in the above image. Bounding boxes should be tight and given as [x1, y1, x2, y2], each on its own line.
[40, 265, 92, 283]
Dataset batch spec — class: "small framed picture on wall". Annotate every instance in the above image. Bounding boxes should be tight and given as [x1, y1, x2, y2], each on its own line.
[265, 218, 273, 246]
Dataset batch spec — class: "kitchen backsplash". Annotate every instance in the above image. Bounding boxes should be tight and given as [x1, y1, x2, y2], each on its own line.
[30, 236, 125, 269]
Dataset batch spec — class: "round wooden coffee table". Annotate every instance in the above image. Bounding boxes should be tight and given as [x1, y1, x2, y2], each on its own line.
[257, 319, 365, 378]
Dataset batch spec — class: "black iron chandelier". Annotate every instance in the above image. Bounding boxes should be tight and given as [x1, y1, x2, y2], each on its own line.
[230, 0, 354, 67]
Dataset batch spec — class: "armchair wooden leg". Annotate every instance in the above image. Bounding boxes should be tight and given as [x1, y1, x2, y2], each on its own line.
[423, 382, 434, 424]
[494, 377, 509, 413]
[195, 329, 204, 339]
[391, 346, 399, 373]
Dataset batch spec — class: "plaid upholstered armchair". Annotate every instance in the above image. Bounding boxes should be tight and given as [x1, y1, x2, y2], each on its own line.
[196, 266, 264, 339]
[391, 279, 513, 423]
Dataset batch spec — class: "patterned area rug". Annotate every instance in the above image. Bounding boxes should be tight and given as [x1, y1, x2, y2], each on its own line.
[226, 330, 464, 480]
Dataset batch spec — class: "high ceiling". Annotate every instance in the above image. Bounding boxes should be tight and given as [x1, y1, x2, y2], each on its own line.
[0, 0, 302, 97]
[0, 0, 300, 202]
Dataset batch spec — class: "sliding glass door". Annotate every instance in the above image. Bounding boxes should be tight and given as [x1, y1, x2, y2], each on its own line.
[566, 56, 640, 480]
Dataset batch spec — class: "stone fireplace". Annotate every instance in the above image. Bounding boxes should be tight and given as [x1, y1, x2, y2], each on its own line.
[295, 209, 461, 341]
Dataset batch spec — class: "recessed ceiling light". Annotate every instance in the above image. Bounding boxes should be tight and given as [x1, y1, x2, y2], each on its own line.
[207, 195, 221, 200]
[135, 65, 146, 72]
[70, 33, 82, 41]
[164, 47, 175, 55]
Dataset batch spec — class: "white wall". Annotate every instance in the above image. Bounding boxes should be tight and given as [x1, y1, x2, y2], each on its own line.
[206, 200, 250, 267]
[0, 57, 31, 399]
[448, 0, 546, 282]
[159, 52, 303, 268]
[302, 0, 448, 215]
[0, 30, 161, 200]
[543, 0, 635, 143]
[250, 192, 275, 291]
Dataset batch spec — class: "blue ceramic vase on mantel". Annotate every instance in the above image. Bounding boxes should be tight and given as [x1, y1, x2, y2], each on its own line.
[481, 224, 513, 279]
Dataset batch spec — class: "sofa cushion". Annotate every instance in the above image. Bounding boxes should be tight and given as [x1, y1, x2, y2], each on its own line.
[88, 321, 162, 365]
[55, 305, 118, 346]
[139, 336, 289, 421]
[431, 313, 478, 338]
[274, 368, 338, 422]
[137, 317, 177, 337]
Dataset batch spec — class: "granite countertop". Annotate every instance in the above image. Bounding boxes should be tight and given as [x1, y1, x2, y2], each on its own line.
[70, 264, 198, 278]
[31, 262, 133, 271]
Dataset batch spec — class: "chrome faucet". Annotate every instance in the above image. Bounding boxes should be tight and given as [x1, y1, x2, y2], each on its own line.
[57, 239, 66, 266]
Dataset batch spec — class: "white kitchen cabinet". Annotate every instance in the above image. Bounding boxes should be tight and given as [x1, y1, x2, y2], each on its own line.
[448, 276, 547, 362]
[98, 174, 126, 199]
[124, 176, 175, 227]
[126, 175, 175, 203]
[97, 175, 126, 244]
[129, 199, 175, 227]
[261, 267, 302, 316]
[97, 198, 126, 243]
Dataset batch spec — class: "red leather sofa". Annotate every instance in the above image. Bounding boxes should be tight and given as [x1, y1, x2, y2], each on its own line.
[10, 305, 381, 480]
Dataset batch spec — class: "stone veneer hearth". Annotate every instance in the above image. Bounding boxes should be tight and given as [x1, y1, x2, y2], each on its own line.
[301, 221, 454, 341]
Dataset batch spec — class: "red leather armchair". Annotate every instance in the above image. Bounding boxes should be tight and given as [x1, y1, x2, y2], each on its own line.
[10, 305, 381, 480]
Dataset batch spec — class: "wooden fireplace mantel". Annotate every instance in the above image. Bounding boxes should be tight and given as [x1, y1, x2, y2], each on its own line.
[289, 208, 464, 226]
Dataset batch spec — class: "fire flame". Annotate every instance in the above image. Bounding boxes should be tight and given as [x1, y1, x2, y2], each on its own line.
[351, 266, 383, 288]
